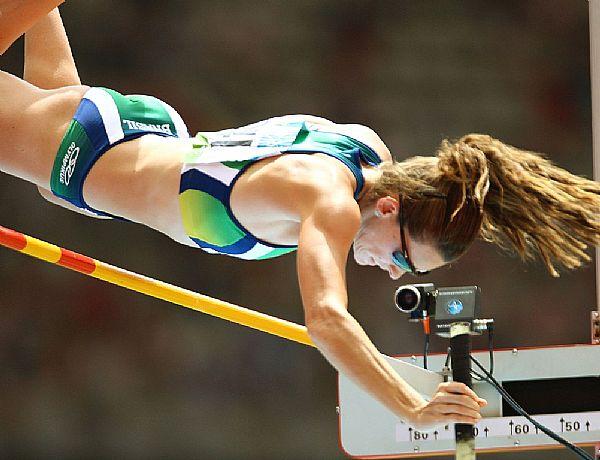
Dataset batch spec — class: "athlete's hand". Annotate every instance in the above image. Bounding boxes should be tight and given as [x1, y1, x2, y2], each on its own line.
[408, 382, 487, 431]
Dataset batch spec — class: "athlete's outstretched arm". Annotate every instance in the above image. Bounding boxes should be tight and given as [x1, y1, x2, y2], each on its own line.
[24, 7, 79, 88]
[296, 186, 485, 431]
[0, 0, 65, 55]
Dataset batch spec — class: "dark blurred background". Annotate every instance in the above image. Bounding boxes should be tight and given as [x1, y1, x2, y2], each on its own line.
[0, 1, 597, 458]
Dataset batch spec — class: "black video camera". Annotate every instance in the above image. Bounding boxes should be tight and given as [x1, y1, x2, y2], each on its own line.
[394, 283, 481, 336]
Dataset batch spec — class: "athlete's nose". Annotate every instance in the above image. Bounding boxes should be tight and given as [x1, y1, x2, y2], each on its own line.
[388, 264, 404, 280]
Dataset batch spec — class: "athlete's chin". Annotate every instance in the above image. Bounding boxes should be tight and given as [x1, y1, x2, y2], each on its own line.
[388, 271, 403, 280]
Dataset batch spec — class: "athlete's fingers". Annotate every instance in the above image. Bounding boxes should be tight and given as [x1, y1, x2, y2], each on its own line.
[440, 382, 487, 406]
[431, 393, 481, 411]
[442, 381, 476, 396]
[432, 403, 482, 420]
[438, 408, 482, 425]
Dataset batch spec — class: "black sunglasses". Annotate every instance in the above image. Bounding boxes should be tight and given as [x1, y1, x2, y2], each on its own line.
[391, 197, 430, 276]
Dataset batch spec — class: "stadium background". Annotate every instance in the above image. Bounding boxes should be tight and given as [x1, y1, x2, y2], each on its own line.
[0, 1, 595, 458]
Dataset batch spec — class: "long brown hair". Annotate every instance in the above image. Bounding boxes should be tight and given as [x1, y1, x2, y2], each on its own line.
[370, 134, 600, 276]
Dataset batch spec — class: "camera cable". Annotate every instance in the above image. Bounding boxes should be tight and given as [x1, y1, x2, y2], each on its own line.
[434, 324, 592, 459]
[470, 356, 593, 460]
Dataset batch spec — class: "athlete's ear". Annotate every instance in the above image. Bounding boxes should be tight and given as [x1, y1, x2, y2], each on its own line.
[375, 196, 399, 217]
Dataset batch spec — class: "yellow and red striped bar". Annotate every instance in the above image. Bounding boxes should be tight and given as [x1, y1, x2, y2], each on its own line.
[0, 225, 315, 348]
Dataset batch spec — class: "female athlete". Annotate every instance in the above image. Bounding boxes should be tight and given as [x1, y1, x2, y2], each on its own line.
[1, 1, 599, 431]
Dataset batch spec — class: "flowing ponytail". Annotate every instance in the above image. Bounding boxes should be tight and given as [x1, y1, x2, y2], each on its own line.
[443, 134, 600, 276]
[370, 134, 600, 276]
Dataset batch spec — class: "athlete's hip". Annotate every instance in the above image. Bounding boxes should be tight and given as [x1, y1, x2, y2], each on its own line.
[49, 86, 191, 220]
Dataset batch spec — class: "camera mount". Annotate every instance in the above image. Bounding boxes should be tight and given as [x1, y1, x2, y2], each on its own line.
[394, 283, 494, 458]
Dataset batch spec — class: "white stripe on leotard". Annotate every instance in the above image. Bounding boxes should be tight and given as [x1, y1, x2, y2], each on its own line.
[181, 162, 239, 186]
[199, 247, 219, 255]
[83, 88, 124, 144]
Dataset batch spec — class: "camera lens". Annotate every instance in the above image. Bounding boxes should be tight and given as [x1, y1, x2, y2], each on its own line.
[394, 285, 421, 313]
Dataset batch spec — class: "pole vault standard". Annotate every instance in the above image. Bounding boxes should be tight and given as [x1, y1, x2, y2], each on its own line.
[0, 225, 315, 348]
[589, 0, 600, 328]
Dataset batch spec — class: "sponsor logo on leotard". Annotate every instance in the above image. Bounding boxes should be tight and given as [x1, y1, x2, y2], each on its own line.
[59, 141, 80, 186]
[122, 119, 173, 135]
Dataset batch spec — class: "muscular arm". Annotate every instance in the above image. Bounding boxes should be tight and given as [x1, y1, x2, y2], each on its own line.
[24, 7, 80, 88]
[296, 176, 486, 430]
[297, 191, 425, 423]
[0, 0, 65, 54]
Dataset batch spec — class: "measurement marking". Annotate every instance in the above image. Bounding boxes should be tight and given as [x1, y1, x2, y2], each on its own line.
[394, 411, 600, 444]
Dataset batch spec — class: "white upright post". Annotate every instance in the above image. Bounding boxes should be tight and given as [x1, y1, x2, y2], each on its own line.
[589, 0, 600, 320]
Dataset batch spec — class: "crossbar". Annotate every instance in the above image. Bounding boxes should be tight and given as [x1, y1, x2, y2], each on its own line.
[0, 225, 315, 347]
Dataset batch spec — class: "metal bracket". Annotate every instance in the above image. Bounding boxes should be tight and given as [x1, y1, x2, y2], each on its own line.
[592, 311, 600, 345]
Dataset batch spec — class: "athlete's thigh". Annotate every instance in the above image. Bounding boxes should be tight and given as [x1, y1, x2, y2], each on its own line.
[0, 70, 86, 187]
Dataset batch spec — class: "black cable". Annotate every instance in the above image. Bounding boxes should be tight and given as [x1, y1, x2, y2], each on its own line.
[470, 323, 589, 459]
[470, 368, 487, 382]
[420, 321, 590, 457]
[486, 322, 494, 376]
[444, 346, 452, 368]
[470, 355, 593, 460]
[413, 308, 590, 457]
